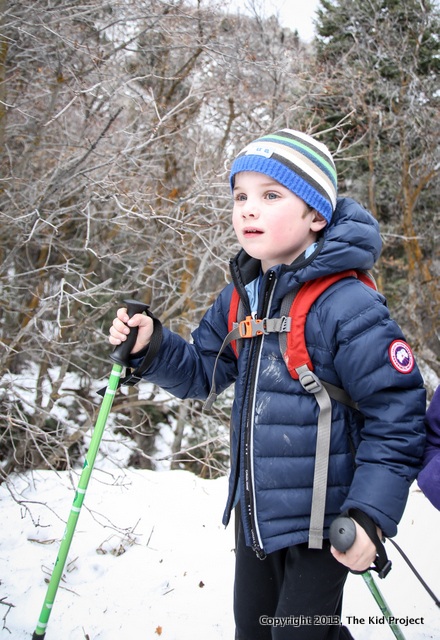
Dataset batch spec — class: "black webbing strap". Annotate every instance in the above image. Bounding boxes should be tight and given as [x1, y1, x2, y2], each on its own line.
[121, 309, 163, 383]
[343, 507, 392, 579]
[97, 310, 163, 397]
[203, 326, 242, 410]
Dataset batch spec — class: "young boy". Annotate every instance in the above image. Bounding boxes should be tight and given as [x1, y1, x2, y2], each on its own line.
[109, 130, 426, 639]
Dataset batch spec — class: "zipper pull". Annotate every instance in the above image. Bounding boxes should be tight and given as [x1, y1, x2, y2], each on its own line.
[253, 544, 267, 561]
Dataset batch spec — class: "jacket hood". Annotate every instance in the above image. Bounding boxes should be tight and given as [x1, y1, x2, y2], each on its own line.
[303, 196, 382, 280]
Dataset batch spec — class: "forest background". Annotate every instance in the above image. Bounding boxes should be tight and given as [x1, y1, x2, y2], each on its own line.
[1, 0, 440, 481]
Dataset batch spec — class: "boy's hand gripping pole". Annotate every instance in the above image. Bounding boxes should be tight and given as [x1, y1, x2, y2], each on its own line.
[330, 514, 406, 640]
[32, 300, 149, 640]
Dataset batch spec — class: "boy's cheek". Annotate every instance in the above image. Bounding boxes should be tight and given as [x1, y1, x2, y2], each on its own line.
[232, 216, 241, 238]
[269, 228, 287, 245]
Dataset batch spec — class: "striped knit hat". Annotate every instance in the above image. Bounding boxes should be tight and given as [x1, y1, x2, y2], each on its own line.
[230, 129, 337, 224]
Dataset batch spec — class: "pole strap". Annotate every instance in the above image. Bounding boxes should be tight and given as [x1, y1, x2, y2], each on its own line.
[387, 537, 440, 607]
[342, 507, 392, 579]
[119, 309, 163, 384]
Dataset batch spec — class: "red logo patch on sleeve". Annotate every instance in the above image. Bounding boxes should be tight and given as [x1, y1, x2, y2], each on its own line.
[389, 340, 414, 373]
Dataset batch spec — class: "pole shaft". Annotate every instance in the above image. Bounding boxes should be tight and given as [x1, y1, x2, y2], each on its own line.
[33, 364, 123, 638]
[362, 571, 406, 640]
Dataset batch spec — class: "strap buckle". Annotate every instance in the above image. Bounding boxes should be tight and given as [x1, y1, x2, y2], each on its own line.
[298, 369, 323, 394]
[96, 369, 142, 397]
[378, 559, 392, 579]
[238, 315, 268, 338]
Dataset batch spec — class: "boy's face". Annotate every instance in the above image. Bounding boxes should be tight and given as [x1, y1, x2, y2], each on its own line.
[232, 171, 327, 273]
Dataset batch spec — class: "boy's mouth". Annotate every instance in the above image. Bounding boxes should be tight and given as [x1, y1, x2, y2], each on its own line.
[243, 227, 264, 236]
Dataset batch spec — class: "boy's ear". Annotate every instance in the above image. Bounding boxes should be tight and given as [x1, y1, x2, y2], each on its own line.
[310, 210, 328, 232]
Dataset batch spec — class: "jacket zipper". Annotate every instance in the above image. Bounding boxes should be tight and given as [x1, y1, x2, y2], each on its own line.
[224, 341, 253, 527]
[223, 261, 253, 527]
[243, 270, 276, 559]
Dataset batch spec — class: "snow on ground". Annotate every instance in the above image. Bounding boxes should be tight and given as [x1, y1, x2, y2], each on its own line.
[0, 467, 235, 640]
[1, 466, 440, 640]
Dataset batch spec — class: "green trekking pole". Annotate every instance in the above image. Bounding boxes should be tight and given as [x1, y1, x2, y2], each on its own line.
[361, 571, 406, 640]
[330, 516, 406, 640]
[32, 300, 150, 639]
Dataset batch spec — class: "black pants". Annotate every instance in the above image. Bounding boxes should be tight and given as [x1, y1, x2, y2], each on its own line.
[234, 519, 353, 640]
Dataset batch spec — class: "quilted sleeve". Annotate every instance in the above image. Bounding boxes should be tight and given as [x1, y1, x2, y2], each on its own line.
[318, 280, 426, 537]
[129, 283, 238, 401]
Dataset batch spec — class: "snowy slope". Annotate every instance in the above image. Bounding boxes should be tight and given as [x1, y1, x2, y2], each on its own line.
[1, 467, 440, 640]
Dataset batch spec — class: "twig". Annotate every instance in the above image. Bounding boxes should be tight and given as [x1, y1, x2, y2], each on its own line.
[0, 598, 15, 609]
[1, 596, 15, 634]
[39, 107, 123, 204]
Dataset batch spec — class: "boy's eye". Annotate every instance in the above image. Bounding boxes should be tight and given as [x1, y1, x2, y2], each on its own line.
[266, 192, 279, 200]
[235, 193, 247, 201]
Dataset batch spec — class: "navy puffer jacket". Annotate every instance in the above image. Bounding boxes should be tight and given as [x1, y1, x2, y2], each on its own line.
[132, 197, 426, 555]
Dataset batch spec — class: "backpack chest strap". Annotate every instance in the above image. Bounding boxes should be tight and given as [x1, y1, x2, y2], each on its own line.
[203, 314, 291, 411]
[234, 315, 291, 338]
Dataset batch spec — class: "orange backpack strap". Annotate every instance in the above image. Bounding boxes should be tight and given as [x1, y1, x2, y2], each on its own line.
[228, 287, 241, 358]
[282, 269, 375, 379]
[356, 270, 377, 291]
[282, 269, 376, 548]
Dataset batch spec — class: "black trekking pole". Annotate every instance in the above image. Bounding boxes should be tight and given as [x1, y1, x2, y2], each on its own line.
[32, 300, 150, 640]
[329, 516, 407, 640]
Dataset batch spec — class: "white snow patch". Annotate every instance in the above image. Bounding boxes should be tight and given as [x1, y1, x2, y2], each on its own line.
[0, 472, 439, 639]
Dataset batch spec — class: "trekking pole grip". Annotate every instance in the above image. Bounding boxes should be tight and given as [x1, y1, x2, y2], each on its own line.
[109, 299, 150, 367]
[329, 516, 356, 552]
[330, 510, 392, 579]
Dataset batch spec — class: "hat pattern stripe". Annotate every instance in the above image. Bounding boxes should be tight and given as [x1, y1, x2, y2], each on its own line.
[270, 152, 333, 206]
[250, 140, 336, 204]
[276, 129, 335, 166]
[260, 133, 337, 188]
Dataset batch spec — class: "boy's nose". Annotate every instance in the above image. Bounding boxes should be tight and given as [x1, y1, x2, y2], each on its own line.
[241, 199, 259, 218]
